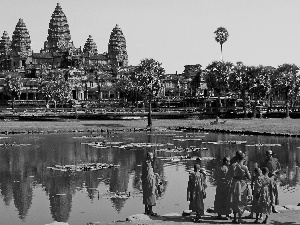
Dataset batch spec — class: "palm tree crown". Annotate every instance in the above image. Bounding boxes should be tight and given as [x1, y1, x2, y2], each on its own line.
[214, 27, 229, 61]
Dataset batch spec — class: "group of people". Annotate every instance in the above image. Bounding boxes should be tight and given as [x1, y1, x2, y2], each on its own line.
[213, 149, 280, 224]
[141, 149, 281, 224]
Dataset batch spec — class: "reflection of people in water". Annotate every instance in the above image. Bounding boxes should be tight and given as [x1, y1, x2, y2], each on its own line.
[141, 152, 158, 216]
[187, 164, 207, 222]
[260, 150, 281, 213]
[214, 157, 231, 219]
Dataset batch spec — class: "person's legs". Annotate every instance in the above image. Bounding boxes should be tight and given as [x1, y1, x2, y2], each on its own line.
[262, 215, 268, 224]
[254, 213, 259, 223]
[232, 212, 237, 223]
[144, 205, 149, 214]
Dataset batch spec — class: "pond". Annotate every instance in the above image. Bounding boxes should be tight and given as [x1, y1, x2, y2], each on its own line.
[0, 130, 299, 225]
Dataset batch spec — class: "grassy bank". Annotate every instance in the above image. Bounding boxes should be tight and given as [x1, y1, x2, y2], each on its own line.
[1, 118, 300, 136]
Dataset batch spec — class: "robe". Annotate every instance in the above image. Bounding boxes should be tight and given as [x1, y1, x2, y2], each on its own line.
[214, 165, 231, 215]
[227, 162, 251, 215]
[141, 160, 156, 206]
[187, 171, 206, 215]
[251, 175, 273, 214]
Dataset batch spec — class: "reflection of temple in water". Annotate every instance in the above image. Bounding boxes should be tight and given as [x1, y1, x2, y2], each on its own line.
[1, 132, 300, 223]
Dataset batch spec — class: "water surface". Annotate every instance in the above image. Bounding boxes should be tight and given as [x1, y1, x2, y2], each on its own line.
[0, 130, 299, 225]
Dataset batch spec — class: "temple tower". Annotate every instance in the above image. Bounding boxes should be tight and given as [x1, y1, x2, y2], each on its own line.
[0, 31, 12, 70]
[11, 18, 32, 68]
[108, 24, 128, 67]
[83, 35, 98, 55]
[11, 19, 31, 55]
[45, 3, 72, 52]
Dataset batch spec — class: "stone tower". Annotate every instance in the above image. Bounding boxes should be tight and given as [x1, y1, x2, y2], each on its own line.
[45, 3, 72, 52]
[11, 18, 31, 68]
[11, 18, 31, 56]
[83, 35, 98, 55]
[108, 24, 128, 67]
[0, 31, 12, 70]
[0, 31, 11, 55]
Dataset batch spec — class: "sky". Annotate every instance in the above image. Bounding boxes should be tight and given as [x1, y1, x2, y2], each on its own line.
[1, 0, 300, 74]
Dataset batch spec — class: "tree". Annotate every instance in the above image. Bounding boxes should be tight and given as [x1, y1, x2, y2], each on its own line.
[114, 66, 137, 106]
[4, 72, 23, 109]
[247, 65, 271, 118]
[37, 69, 73, 108]
[214, 27, 229, 61]
[229, 62, 251, 117]
[204, 61, 233, 112]
[90, 65, 113, 106]
[134, 58, 165, 128]
[274, 64, 300, 118]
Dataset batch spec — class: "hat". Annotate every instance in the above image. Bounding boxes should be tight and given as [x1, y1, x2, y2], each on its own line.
[266, 150, 273, 156]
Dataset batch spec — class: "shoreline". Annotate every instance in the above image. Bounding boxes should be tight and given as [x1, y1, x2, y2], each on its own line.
[1, 118, 300, 138]
[88, 205, 300, 225]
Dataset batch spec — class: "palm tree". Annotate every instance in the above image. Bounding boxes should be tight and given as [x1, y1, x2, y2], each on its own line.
[214, 27, 229, 61]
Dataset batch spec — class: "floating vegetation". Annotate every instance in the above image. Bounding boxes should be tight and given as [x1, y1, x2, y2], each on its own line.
[202, 140, 247, 145]
[47, 163, 120, 172]
[0, 137, 9, 139]
[118, 142, 165, 149]
[156, 147, 208, 153]
[0, 143, 31, 147]
[73, 135, 105, 139]
[245, 143, 282, 147]
[157, 156, 214, 161]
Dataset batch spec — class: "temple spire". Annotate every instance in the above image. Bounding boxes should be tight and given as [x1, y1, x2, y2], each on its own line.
[108, 24, 128, 67]
[45, 3, 72, 52]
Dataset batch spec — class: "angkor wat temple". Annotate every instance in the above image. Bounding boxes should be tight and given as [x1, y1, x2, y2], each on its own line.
[0, 3, 128, 71]
[0, 3, 205, 109]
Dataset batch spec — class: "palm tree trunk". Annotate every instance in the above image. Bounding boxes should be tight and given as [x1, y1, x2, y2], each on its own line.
[147, 98, 152, 128]
[242, 93, 247, 118]
[221, 44, 223, 62]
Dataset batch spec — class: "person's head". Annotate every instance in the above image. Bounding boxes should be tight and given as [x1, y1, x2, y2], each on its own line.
[223, 156, 230, 166]
[266, 150, 273, 159]
[236, 150, 243, 157]
[146, 152, 154, 161]
[254, 167, 262, 176]
[261, 167, 269, 175]
[237, 152, 246, 162]
[194, 164, 201, 172]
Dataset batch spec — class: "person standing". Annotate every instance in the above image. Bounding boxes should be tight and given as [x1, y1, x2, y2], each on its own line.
[214, 157, 231, 219]
[227, 153, 251, 224]
[141, 152, 157, 216]
[252, 167, 274, 224]
[260, 150, 281, 213]
[187, 164, 207, 222]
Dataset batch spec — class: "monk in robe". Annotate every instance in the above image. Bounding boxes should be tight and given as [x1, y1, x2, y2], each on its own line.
[141, 152, 157, 216]
[227, 153, 251, 224]
[260, 150, 281, 213]
[187, 164, 207, 222]
[214, 157, 231, 219]
[252, 167, 274, 224]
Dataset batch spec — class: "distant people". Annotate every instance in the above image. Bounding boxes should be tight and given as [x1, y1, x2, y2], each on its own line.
[214, 157, 231, 219]
[252, 167, 274, 224]
[227, 152, 251, 224]
[141, 152, 157, 216]
[187, 164, 207, 222]
[260, 150, 281, 213]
